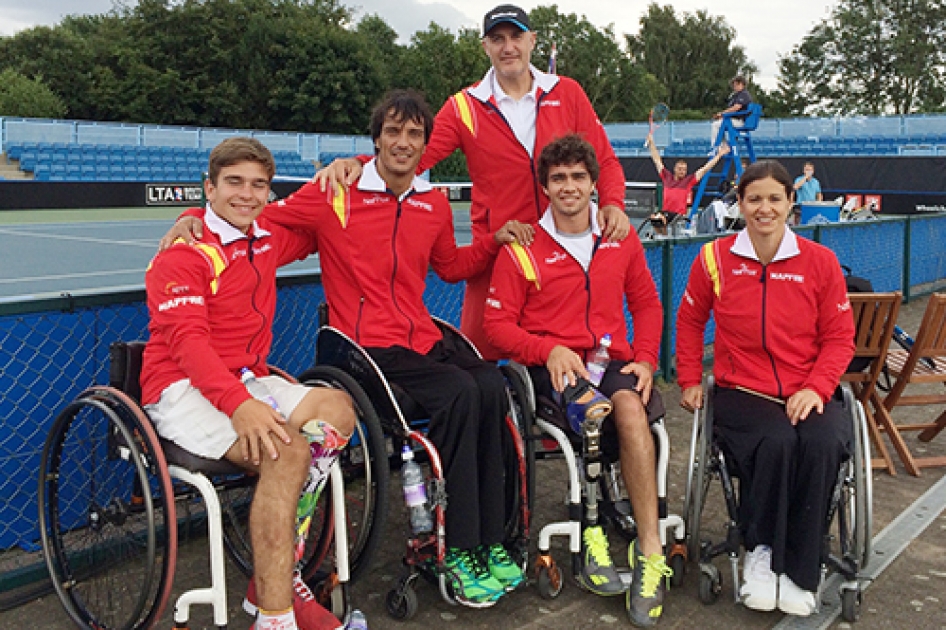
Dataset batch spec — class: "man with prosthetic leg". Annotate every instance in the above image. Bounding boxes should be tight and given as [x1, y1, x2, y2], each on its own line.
[141, 138, 357, 630]
[484, 135, 672, 627]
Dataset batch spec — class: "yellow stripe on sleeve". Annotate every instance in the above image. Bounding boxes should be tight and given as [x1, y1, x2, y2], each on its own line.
[509, 242, 540, 290]
[454, 91, 476, 136]
[193, 243, 227, 295]
[702, 241, 720, 297]
[332, 184, 348, 227]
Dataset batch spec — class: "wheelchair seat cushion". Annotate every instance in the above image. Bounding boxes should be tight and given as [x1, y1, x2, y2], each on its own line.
[160, 437, 247, 477]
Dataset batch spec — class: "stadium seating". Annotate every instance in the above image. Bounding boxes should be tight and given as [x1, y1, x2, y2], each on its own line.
[3, 141, 317, 182]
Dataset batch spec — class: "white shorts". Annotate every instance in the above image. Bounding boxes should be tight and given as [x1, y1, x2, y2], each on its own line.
[146, 376, 311, 460]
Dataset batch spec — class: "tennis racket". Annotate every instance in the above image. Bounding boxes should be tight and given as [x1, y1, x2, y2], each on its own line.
[644, 103, 670, 147]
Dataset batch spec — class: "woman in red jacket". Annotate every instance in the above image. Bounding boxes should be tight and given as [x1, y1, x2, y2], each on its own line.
[676, 160, 855, 618]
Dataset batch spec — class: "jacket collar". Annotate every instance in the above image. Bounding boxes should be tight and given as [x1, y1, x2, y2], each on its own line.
[358, 158, 433, 200]
[731, 227, 800, 263]
[204, 204, 270, 245]
[538, 200, 601, 241]
[467, 64, 559, 103]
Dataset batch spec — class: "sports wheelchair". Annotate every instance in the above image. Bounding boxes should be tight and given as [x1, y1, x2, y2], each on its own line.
[38, 341, 385, 630]
[684, 376, 872, 622]
[309, 316, 531, 621]
[500, 362, 687, 598]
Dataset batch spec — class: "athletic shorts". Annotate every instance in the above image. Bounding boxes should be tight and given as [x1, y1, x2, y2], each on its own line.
[146, 376, 311, 460]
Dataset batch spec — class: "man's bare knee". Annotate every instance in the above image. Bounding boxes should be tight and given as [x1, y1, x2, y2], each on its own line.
[291, 387, 356, 436]
[611, 390, 649, 436]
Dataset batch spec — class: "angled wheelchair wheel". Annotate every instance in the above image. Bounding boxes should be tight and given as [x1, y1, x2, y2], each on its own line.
[38, 388, 176, 630]
[841, 391, 872, 570]
[218, 473, 258, 578]
[298, 365, 389, 584]
[500, 364, 536, 547]
[684, 384, 713, 562]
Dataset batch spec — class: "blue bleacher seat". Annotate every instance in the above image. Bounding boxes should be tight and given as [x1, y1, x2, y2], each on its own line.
[51, 163, 67, 175]
[19, 152, 38, 171]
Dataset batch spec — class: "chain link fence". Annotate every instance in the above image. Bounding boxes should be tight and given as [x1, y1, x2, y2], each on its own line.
[1, 214, 944, 608]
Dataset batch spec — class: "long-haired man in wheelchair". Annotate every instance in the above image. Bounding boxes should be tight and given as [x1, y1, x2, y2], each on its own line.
[484, 134, 673, 627]
[141, 137, 357, 630]
[676, 160, 855, 617]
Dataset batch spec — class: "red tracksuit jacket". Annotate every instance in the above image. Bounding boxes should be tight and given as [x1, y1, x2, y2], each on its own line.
[483, 208, 662, 368]
[676, 229, 855, 403]
[142, 208, 315, 416]
[267, 161, 500, 354]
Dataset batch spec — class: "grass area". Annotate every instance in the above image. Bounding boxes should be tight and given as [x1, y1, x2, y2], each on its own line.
[0, 207, 184, 225]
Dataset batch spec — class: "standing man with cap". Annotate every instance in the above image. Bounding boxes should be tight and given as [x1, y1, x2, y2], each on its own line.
[316, 4, 630, 360]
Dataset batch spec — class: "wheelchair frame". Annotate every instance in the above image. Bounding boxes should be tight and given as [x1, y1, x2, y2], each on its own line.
[310, 319, 532, 621]
[38, 342, 372, 630]
[500, 361, 687, 599]
[683, 375, 873, 621]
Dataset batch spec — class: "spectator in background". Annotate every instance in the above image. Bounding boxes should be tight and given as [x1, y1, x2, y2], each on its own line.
[793, 162, 823, 203]
[646, 134, 729, 234]
[710, 75, 753, 152]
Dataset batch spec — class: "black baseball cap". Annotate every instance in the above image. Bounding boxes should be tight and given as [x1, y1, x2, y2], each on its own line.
[483, 4, 531, 36]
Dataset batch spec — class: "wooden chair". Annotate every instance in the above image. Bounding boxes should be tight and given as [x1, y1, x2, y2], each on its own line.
[881, 293, 946, 475]
[842, 292, 902, 475]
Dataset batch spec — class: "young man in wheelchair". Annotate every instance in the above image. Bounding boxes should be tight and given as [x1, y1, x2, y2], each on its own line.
[483, 134, 673, 627]
[142, 137, 357, 630]
[159, 90, 533, 608]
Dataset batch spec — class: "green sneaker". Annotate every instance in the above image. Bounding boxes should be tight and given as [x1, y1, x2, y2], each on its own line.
[483, 543, 525, 591]
[626, 540, 673, 627]
[444, 547, 504, 607]
[578, 526, 626, 595]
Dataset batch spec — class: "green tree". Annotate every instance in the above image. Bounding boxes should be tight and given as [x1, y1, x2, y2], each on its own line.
[397, 24, 489, 111]
[627, 3, 757, 116]
[778, 0, 946, 115]
[529, 5, 657, 122]
[0, 68, 67, 118]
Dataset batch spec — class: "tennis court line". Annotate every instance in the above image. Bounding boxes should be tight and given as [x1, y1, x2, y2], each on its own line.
[0, 269, 145, 285]
[0, 226, 156, 248]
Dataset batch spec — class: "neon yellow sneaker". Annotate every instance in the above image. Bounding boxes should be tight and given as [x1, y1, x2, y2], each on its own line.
[578, 526, 626, 595]
[626, 540, 673, 627]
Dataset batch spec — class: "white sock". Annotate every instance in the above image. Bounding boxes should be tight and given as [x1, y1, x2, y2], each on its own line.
[256, 607, 297, 630]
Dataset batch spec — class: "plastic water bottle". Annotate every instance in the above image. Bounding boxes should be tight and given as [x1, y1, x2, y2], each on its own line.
[346, 609, 368, 630]
[400, 445, 433, 535]
[241, 367, 280, 411]
[586, 334, 612, 387]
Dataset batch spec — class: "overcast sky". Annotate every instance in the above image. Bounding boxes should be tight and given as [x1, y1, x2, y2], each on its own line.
[0, 0, 836, 91]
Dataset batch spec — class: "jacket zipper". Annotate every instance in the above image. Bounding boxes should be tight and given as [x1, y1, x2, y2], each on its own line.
[389, 195, 415, 347]
[759, 265, 783, 398]
[245, 236, 266, 369]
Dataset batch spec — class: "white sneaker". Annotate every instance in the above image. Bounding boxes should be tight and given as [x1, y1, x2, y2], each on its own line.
[778, 574, 816, 616]
[739, 545, 777, 611]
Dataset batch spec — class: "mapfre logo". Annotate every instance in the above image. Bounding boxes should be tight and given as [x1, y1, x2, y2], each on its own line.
[363, 195, 387, 205]
[770, 272, 805, 284]
[599, 241, 620, 249]
[406, 198, 433, 212]
[732, 263, 758, 277]
[540, 100, 561, 108]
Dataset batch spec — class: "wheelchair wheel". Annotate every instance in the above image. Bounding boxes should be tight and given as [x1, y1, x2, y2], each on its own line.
[845, 393, 873, 569]
[298, 365, 389, 584]
[218, 473, 258, 578]
[684, 389, 713, 562]
[38, 388, 176, 630]
[500, 364, 536, 548]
